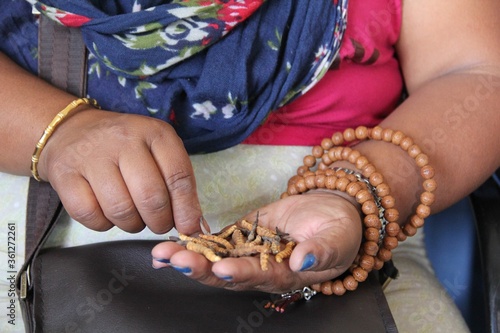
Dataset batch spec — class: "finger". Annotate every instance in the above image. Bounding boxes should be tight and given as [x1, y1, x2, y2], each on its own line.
[150, 134, 202, 235]
[119, 147, 173, 234]
[52, 172, 114, 231]
[288, 218, 362, 273]
[153, 241, 227, 288]
[86, 161, 145, 233]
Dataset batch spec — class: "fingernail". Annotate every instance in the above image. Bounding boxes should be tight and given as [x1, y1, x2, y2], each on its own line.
[300, 254, 316, 271]
[153, 258, 171, 264]
[173, 265, 192, 275]
[215, 274, 233, 281]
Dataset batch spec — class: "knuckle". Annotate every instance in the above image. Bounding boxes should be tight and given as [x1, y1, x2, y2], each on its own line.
[67, 202, 110, 231]
[166, 170, 195, 194]
[105, 200, 137, 222]
[137, 191, 169, 214]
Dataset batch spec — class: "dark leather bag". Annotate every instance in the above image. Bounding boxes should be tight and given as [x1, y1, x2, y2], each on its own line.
[15, 15, 398, 333]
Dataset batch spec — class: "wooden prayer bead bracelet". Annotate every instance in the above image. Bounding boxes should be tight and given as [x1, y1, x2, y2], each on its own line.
[280, 126, 437, 296]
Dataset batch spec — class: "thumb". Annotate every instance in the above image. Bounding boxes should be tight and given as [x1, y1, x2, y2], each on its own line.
[288, 219, 362, 273]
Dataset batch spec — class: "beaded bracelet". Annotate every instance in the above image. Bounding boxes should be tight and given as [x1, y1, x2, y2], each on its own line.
[31, 98, 100, 181]
[281, 126, 437, 296]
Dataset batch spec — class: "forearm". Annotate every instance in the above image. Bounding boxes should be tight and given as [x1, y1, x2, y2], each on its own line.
[0, 52, 79, 175]
[352, 71, 500, 223]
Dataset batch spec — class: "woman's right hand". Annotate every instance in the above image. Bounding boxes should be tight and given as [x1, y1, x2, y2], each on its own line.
[37, 107, 203, 235]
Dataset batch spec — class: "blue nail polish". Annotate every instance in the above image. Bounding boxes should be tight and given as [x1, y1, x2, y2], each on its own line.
[216, 274, 233, 281]
[300, 254, 316, 271]
[153, 258, 171, 264]
[173, 266, 192, 275]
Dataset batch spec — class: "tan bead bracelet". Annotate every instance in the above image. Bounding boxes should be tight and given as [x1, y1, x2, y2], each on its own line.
[281, 126, 437, 296]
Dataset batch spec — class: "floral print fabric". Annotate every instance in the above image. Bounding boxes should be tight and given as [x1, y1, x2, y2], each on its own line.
[3, 0, 348, 154]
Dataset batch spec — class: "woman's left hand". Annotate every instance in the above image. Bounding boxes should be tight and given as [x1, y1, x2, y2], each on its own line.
[151, 191, 362, 294]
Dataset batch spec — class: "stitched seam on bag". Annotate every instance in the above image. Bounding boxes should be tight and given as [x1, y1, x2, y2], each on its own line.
[372, 283, 397, 333]
[37, 256, 46, 332]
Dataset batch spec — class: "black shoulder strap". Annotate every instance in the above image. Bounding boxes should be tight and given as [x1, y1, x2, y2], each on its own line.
[24, 14, 87, 262]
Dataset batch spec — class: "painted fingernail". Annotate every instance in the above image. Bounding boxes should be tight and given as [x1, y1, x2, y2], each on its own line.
[173, 265, 192, 275]
[300, 254, 316, 271]
[215, 274, 233, 281]
[153, 258, 171, 264]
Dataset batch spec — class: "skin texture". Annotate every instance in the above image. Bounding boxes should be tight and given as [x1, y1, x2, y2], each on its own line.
[1, 0, 500, 293]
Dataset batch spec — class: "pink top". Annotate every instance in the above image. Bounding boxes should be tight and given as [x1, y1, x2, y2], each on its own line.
[244, 0, 403, 145]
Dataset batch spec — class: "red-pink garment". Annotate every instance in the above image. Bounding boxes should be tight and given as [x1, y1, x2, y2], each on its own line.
[244, 0, 403, 145]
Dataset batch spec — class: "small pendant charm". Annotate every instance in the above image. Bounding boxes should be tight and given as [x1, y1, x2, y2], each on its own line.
[264, 287, 317, 313]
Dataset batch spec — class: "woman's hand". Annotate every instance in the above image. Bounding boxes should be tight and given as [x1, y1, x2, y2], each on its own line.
[151, 191, 362, 294]
[37, 108, 203, 235]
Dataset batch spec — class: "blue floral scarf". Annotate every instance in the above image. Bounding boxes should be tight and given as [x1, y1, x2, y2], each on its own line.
[28, 0, 348, 153]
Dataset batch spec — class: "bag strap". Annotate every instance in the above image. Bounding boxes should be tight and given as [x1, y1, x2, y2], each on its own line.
[20, 15, 88, 291]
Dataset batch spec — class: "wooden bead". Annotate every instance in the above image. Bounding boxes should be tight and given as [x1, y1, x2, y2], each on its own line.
[280, 192, 289, 199]
[343, 128, 356, 142]
[409, 215, 424, 228]
[321, 138, 334, 150]
[295, 178, 307, 193]
[303, 155, 316, 167]
[311, 283, 322, 293]
[348, 150, 361, 164]
[353, 267, 369, 282]
[391, 130, 405, 145]
[420, 165, 435, 179]
[341, 146, 352, 160]
[335, 177, 350, 191]
[383, 236, 399, 250]
[332, 280, 346, 296]
[321, 281, 333, 295]
[399, 136, 414, 151]
[359, 254, 375, 271]
[377, 247, 392, 262]
[325, 168, 336, 176]
[381, 128, 394, 142]
[375, 183, 391, 197]
[317, 162, 329, 171]
[373, 258, 384, 270]
[423, 179, 437, 192]
[363, 241, 379, 256]
[362, 200, 378, 215]
[403, 223, 418, 237]
[297, 165, 309, 176]
[420, 191, 435, 206]
[334, 169, 346, 177]
[364, 227, 380, 242]
[331, 132, 344, 145]
[327, 148, 337, 161]
[355, 126, 369, 140]
[361, 164, 376, 178]
[305, 175, 317, 189]
[416, 204, 431, 218]
[355, 189, 372, 204]
[384, 208, 399, 222]
[287, 175, 301, 186]
[287, 184, 299, 195]
[343, 275, 359, 291]
[381, 195, 395, 209]
[312, 145, 323, 158]
[385, 222, 401, 237]
[415, 153, 429, 167]
[321, 153, 333, 166]
[355, 156, 369, 170]
[370, 126, 383, 140]
[346, 182, 362, 196]
[325, 176, 337, 190]
[407, 144, 422, 158]
[303, 171, 315, 177]
[315, 174, 326, 188]
[369, 172, 384, 186]
[396, 230, 407, 242]
[333, 146, 344, 160]
[364, 214, 382, 229]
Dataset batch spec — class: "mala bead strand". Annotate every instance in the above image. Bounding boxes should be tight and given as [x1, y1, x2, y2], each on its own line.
[284, 126, 436, 297]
